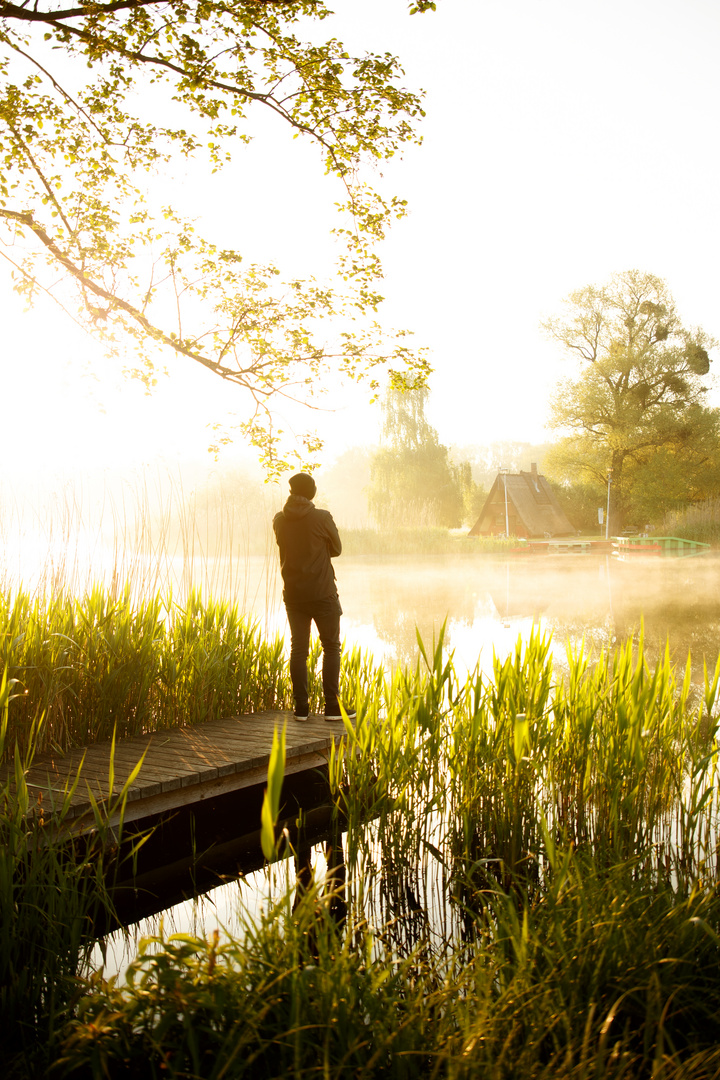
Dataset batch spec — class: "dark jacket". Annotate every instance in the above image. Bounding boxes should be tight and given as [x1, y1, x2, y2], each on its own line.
[273, 496, 342, 604]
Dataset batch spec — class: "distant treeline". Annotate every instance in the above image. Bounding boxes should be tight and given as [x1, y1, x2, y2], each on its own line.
[340, 528, 515, 556]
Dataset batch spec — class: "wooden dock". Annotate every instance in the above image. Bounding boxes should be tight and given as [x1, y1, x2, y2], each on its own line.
[8, 712, 347, 829]
[614, 535, 710, 558]
[510, 535, 712, 558]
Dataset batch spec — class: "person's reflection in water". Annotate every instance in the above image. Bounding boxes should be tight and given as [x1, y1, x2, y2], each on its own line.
[324, 831, 347, 927]
[292, 826, 347, 930]
[293, 836, 314, 911]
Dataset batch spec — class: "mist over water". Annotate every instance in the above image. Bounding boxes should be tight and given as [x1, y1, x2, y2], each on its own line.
[333, 553, 720, 681]
[17, 542, 718, 679]
[4, 470, 719, 681]
[145, 548, 718, 684]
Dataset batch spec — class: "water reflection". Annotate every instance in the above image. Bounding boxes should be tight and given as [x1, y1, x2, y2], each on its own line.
[6, 526, 717, 678]
[292, 827, 347, 945]
[134, 549, 718, 682]
[333, 553, 720, 680]
[93, 835, 345, 980]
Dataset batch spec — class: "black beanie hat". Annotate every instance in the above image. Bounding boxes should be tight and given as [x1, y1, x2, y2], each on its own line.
[289, 472, 316, 499]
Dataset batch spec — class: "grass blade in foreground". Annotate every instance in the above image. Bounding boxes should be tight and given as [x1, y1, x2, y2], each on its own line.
[260, 722, 286, 862]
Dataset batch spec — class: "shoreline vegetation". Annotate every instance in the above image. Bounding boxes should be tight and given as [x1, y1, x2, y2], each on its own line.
[342, 527, 516, 556]
[2, 585, 720, 1077]
[660, 497, 720, 548]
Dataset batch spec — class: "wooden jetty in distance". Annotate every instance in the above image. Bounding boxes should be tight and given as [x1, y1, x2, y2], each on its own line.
[614, 535, 710, 558]
[7, 712, 347, 830]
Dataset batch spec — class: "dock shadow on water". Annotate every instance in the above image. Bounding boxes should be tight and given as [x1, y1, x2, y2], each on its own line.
[92, 766, 349, 973]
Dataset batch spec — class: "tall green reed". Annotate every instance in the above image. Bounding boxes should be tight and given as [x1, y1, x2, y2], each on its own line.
[0, 584, 294, 761]
[0, 669, 150, 1072]
[325, 625, 720, 943]
[55, 858, 720, 1079]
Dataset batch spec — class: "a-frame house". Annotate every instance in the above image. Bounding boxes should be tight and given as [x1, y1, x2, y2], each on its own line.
[469, 464, 575, 538]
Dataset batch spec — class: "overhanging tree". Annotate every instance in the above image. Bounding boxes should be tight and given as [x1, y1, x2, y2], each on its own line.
[543, 270, 720, 529]
[0, 0, 436, 471]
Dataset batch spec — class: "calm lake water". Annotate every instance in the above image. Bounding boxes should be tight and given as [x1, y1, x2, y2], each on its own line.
[252, 551, 720, 682]
[6, 527, 719, 677]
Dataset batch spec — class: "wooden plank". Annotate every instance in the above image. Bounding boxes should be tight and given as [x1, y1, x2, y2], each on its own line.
[46, 760, 123, 784]
[1, 710, 347, 827]
[201, 735, 275, 753]
[23, 783, 90, 807]
[74, 749, 334, 828]
[174, 739, 262, 769]
[81, 759, 180, 785]
[175, 739, 273, 766]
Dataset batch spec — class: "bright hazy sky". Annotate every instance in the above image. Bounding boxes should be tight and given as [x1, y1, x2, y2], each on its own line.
[4, 0, 720, 480]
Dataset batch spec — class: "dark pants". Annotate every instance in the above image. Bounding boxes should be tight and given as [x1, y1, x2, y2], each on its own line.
[285, 595, 342, 715]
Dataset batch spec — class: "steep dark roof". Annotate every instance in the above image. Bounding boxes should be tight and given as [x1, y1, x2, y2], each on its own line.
[469, 469, 576, 537]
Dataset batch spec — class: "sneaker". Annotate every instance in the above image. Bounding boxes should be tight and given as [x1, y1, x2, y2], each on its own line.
[324, 704, 357, 722]
[293, 712, 309, 722]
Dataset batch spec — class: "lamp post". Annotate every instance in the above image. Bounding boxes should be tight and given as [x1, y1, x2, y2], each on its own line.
[500, 467, 509, 537]
[605, 469, 612, 541]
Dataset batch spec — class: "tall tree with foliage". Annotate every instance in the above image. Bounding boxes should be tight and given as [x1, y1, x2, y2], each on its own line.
[368, 384, 475, 528]
[543, 270, 720, 529]
[0, 1, 435, 471]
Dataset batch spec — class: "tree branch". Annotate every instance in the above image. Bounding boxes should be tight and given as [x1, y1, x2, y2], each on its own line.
[0, 0, 285, 21]
[0, 243, 92, 331]
[7, 40, 120, 150]
[3, 118, 76, 241]
[0, 207, 245, 379]
[37, 14, 349, 171]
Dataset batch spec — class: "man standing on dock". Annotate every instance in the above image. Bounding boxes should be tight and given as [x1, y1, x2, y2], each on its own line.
[273, 472, 356, 723]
